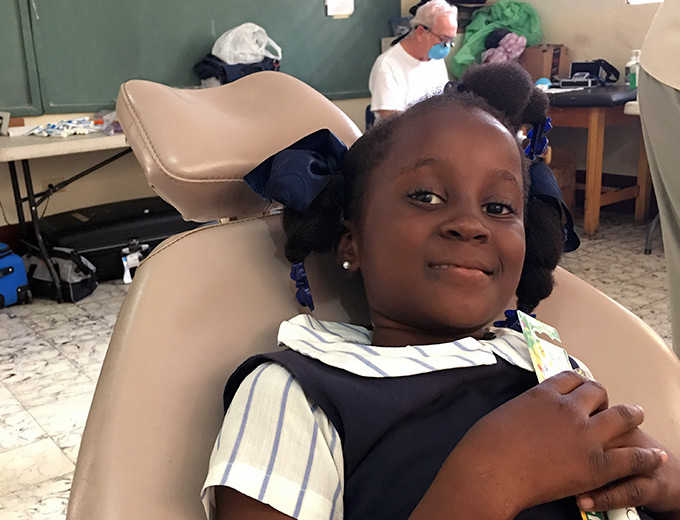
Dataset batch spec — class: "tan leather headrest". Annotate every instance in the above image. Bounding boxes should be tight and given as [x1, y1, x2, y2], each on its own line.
[116, 72, 362, 222]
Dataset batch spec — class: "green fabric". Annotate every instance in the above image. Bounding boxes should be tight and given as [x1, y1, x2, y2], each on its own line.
[450, 0, 543, 79]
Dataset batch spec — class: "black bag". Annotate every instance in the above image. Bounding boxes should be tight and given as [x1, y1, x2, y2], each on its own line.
[193, 54, 280, 85]
[37, 197, 205, 281]
[410, 0, 484, 13]
[24, 248, 97, 303]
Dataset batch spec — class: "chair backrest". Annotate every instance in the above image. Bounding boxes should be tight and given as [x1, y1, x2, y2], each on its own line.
[68, 71, 364, 520]
[536, 268, 680, 455]
[66, 216, 369, 520]
[116, 71, 361, 222]
[67, 72, 680, 520]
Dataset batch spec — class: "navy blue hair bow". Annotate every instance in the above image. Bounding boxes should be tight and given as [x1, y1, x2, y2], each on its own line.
[290, 262, 315, 311]
[243, 129, 347, 310]
[494, 309, 535, 333]
[525, 117, 553, 161]
[529, 161, 580, 252]
[243, 129, 347, 213]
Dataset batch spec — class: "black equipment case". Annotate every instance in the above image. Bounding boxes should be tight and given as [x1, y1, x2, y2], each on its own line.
[38, 197, 206, 281]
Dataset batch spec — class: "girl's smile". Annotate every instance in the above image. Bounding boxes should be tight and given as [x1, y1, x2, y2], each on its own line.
[428, 263, 492, 279]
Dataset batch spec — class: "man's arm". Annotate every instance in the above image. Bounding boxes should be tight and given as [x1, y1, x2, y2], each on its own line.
[373, 109, 399, 120]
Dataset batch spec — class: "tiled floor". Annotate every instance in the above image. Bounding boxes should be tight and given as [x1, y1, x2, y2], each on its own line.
[559, 212, 671, 345]
[0, 282, 129, 519]
[0, 211, 671, 519]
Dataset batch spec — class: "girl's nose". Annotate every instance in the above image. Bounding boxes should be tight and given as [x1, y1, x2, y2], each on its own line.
[438, 214, 490, 242]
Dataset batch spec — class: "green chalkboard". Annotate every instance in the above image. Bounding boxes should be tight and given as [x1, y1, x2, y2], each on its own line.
[0, 0, 42, 116]
[4, 0, 399, 115]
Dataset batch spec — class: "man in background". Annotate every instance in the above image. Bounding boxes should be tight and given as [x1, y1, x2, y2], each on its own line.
[368, 0, 457, 121]
[638, 0, 680, 357]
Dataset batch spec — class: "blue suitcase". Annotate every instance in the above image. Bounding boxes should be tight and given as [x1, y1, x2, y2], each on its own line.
[0, 243, 32, 307]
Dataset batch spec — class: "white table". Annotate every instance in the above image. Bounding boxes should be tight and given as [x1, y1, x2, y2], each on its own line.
[0, 132, 128, 162]
[0, 132, 130, 302]
[624, 100, 640, 116]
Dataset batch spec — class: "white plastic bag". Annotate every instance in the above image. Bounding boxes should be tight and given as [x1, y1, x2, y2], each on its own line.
[212, 22, 282, 65]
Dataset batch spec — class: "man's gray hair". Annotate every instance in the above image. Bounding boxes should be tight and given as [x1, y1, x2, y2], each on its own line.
[410, 0, 458, 29]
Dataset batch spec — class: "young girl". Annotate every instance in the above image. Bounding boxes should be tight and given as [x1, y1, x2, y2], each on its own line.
[202, 62, 680, 520]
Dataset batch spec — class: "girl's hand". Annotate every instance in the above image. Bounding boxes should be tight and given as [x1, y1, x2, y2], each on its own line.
[411, 371, 666, 520]
[577, 428, 680, 517]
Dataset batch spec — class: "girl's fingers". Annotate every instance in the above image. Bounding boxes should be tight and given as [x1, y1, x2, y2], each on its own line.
[589, 404, 646, 440]
[566, 378, 610, 416]
[541, 370, 589, 394]
[542, 371, 610, 416]
[584, 447, 667, 495]
[577, 470, 664, 512]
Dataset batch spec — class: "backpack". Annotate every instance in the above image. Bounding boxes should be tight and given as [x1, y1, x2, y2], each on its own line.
[0, 243, 31, 307]
[24, 248, 97, 302]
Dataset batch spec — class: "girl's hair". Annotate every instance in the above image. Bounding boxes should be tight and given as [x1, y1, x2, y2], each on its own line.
[283, 61, 564, 315]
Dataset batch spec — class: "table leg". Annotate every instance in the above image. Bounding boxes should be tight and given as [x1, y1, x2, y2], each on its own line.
[635, 133, 652, 221]
[7, 161, 27, 238]
[584, 107, 606, 236]
[21, 159, 63, 303]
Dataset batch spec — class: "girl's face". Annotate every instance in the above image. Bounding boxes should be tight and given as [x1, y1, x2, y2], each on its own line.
[342, 106, 526, 346]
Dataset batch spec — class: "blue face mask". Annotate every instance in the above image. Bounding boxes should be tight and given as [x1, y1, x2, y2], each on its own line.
[428, 43, 451, 60]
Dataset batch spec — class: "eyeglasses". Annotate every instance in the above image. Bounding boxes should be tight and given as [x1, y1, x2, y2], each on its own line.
[420, 26, 456, 47]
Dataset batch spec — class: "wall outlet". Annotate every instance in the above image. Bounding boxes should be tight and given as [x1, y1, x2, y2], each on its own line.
[0, 112, 10, 135]
[42, 177, 67, 193]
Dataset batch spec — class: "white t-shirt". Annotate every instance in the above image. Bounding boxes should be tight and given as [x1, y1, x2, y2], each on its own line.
[368, 42, 449, 114]
[201, 314, 581, 520]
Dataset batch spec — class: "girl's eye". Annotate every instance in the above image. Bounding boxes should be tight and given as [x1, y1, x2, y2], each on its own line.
[483, 202, 515, 215]
[408, 190, 445, 205]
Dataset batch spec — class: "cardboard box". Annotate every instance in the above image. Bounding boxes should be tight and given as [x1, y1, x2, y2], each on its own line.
[519, 44, 571, 82]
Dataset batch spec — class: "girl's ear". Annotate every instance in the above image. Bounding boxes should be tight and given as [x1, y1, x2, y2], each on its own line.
[336, 221, 361, 272]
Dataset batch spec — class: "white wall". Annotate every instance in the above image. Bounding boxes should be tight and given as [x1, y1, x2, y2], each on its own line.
[532, 0, 660, 176]
[333, 97, 370, 131]
[532, 0, 659, 70]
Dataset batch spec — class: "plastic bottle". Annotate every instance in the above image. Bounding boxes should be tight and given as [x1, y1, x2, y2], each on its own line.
[625, 49, 641, 90]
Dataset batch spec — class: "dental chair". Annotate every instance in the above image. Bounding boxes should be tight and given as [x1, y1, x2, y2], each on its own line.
[66, 71, 680, 520]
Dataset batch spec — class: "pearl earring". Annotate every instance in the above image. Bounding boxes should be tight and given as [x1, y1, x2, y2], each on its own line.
[342, 261, 351, 270]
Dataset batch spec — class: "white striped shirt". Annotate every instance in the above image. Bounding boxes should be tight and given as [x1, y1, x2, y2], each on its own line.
[202, 314, 564, 519]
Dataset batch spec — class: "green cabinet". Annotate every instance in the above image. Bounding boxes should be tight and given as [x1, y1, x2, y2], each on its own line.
[1, 0, 42, 116]
[1, 0, 399, 116]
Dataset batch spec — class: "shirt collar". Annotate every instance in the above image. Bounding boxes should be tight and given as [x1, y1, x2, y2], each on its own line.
[277, 314, 535, 378]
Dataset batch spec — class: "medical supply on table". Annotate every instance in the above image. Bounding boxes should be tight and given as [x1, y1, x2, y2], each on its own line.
[517, 311, 641, 520]
[94, 110, 123, 136]
[27, 118, 102, 138]
[625, 49, 641, 90]
[534, 77, 552, 91]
